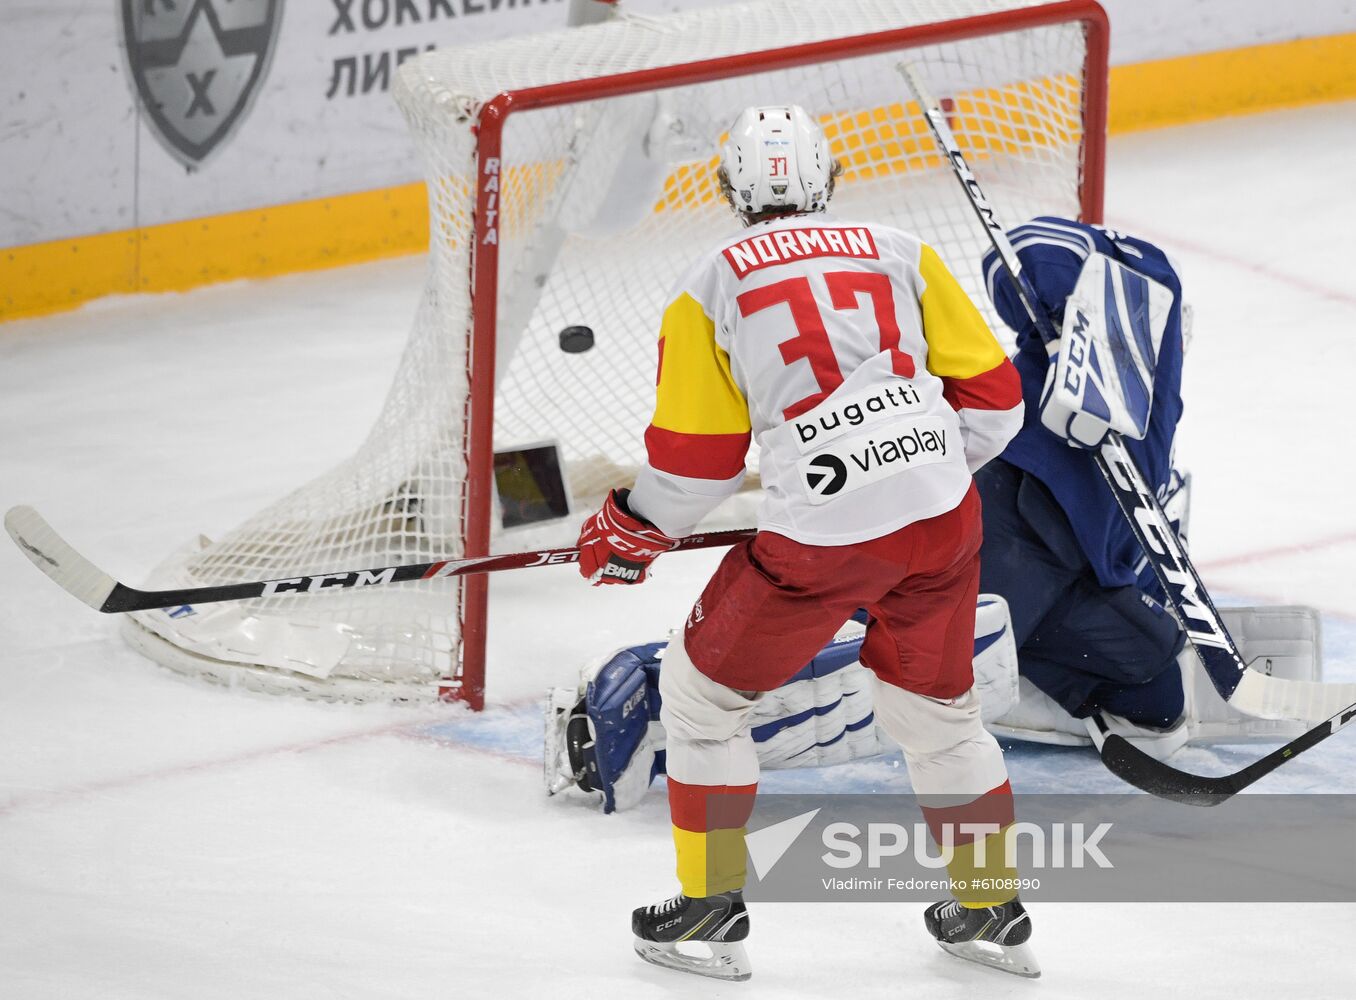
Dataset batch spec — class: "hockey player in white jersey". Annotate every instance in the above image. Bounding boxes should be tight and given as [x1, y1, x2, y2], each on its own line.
[574, 106, 1033, 980]
[548, 222, 1323, 821]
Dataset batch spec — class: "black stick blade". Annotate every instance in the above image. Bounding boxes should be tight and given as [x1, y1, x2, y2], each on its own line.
[1099, 736, 1238, 806]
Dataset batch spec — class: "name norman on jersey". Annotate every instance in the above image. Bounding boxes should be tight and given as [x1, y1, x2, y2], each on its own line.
[628, 216, 1024, 546]
[722, 226, 879, 279]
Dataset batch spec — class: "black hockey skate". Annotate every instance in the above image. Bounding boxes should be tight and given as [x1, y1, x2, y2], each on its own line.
[632, 891, 752, 981]
[924, 897, 1039, 978]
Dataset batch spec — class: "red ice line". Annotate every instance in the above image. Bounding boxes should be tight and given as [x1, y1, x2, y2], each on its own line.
[1101, 217, 1356, 614]
[0, 717, 426, 819]
[1199, 531, 1356, 572]
[0, 697, 541, 820]
[1106, 215, 1356, 309]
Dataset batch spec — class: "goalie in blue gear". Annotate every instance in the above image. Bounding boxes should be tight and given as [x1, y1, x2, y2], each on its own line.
[546, 218, 1324, 811]
[976, 217, 1191, 746]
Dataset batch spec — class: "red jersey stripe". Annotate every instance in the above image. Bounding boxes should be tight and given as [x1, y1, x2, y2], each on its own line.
[940, 357, 1023, 412]
[645, 425, 750, 481]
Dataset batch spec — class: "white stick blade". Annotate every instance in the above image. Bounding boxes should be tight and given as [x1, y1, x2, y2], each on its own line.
[4, 505, 117, 611]
[1231, 669, 1356, 725]
[897, 61, 934, 110]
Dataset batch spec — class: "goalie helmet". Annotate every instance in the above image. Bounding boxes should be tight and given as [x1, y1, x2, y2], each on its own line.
[718, 105, 838, 223]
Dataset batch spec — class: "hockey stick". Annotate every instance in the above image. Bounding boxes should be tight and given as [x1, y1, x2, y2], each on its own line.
[3, 504, 753, 615]
[1087, 704, 1356, 805]
[900, 64, 1356, 724]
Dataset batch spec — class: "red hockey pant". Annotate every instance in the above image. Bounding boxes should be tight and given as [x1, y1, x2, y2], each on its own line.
[660, 486, 1017, 903]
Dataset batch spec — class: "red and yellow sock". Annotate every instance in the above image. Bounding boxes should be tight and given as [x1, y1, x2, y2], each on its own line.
[667, 777, 758, 897]
[920, 780, 1019, 907]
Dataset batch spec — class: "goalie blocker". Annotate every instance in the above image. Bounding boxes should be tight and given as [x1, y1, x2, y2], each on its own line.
[1038, 251, 1174, 450]
[546, 599, 1322, 811]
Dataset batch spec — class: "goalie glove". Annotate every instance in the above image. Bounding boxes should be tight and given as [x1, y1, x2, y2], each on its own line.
[577, 489, 679, 586]
[1039, 352, 1113, 450]
[1039, 252, 1174, 450]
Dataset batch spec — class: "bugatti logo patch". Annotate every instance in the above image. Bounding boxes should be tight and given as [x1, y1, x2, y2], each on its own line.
[121, 0, 283, 167]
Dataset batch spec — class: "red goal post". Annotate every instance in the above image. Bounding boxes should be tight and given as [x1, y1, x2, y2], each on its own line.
[122, 1, 1108, 709]
[459, 1, 1108, 708]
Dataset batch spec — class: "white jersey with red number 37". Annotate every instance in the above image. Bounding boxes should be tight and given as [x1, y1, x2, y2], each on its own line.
[628, 214, 1022, 546]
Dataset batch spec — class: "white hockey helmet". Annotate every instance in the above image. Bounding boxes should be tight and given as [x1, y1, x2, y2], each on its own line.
[718, 105, 838, 223]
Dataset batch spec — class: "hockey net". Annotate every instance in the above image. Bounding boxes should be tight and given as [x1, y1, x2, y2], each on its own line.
[123, 0, 1108, 707]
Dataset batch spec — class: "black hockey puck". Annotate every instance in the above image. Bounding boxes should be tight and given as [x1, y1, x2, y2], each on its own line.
[559, 325, 595, 353]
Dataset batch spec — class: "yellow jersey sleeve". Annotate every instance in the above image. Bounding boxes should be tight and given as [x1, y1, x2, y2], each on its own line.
[646, 291, 752, 480]
[918, 244, 1008, 378]
[917, 244, 1022, 413]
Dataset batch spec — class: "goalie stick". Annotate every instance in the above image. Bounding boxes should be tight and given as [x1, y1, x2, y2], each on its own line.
[901, 64, 1356, 725]
[3, 504, 753, 615]
[1087, 704, 1356, 805]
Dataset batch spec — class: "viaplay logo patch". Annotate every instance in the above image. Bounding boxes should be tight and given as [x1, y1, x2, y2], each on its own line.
[797, 418, 951, 505]
[802, 455, 847, 498]
[121, 0, 283, 168]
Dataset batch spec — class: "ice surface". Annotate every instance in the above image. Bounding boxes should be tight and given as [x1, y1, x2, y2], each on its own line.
[3, 102, 1356, 998]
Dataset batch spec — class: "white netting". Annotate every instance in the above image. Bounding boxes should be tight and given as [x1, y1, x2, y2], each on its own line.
[123, 0, 1101, 702]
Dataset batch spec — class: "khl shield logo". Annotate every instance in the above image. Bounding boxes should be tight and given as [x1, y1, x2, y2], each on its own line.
[121, 0, 283, 168]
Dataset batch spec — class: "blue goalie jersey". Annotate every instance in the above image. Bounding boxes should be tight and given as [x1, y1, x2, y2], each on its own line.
[982, 217, 1186, 588]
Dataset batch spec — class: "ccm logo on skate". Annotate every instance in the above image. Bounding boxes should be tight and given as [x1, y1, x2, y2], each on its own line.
[798, 417, 950, 505]
[261, 568, 397, 596]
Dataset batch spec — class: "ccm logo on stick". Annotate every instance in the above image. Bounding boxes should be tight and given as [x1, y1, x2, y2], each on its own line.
[262, 568, 397, 596]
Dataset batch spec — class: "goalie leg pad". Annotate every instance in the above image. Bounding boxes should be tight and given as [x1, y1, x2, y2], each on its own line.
[546, 597, 1022, 811]
[1186, 605, 1322, 741]
[973, 595, 1020, 723]
[544, 642, 666, 813]
[585, 643, 667, 812]
[547, 629, 873, 813]
[992, 606, 1323, 748]
[749, 621, 883, 769]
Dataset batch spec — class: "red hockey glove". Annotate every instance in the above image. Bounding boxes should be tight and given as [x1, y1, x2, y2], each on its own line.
[577, 489, 678, 586]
